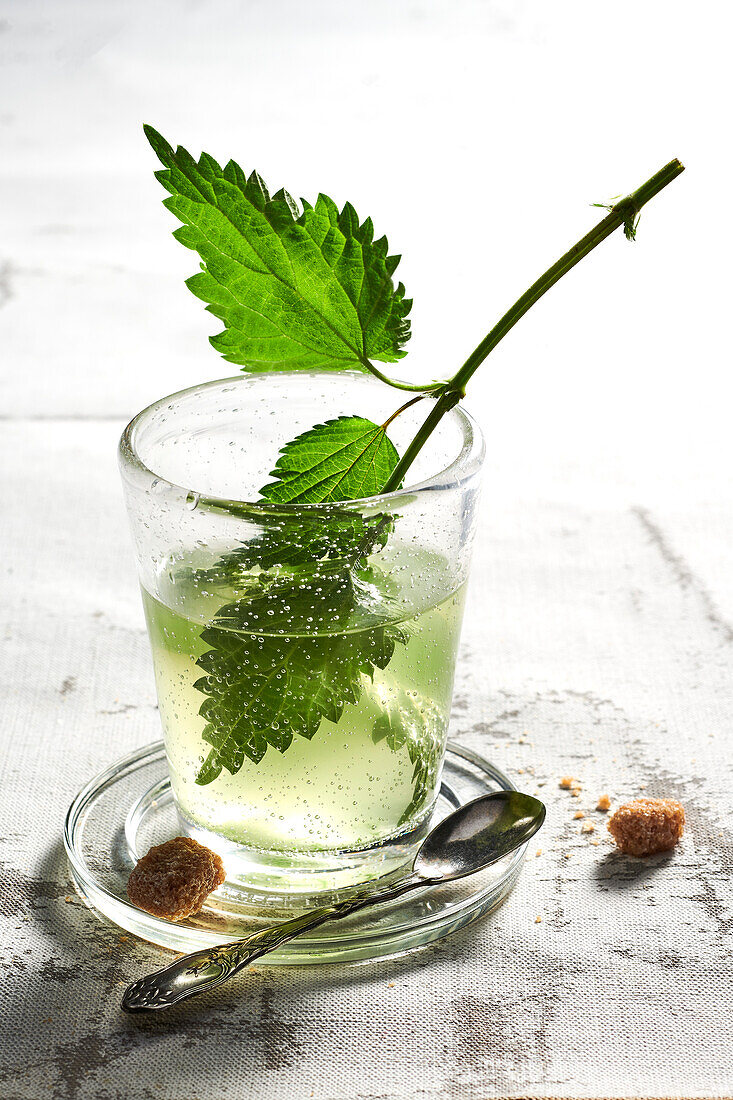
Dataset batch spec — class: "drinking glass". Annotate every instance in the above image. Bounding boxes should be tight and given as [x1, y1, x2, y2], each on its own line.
[119, 371, 484, 896]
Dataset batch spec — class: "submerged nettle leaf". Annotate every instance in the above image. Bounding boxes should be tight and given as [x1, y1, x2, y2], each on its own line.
[189, 511, 388, 588]
[196, 616, 402, 784]
[194, 553, 408, 783]
[144, 125, 411, 372]
[260, 416, 400, 504]
[192, 422, 403, 784]
[371, 705, 439, 827]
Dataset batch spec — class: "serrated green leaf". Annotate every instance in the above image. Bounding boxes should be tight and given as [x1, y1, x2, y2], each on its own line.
[191, 424, 403, 783]
[196, 616, 401, 784]
[194, 548, 407, 782]
[144, 125, 411, 372]
[260, 416, 400, 504]
[185, 512, 390, 598]
[371, 705, 438, 827]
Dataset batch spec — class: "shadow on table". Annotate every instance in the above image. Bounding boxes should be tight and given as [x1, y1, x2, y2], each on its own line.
[591, 848, 676, 889]
[9, 835, 489, 1097]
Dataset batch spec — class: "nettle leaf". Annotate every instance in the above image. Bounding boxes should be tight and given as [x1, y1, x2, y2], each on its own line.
[260, 416, 400, 504]
[194, 555, 407, 783]
[192, 428, 403, 784]
[196, 618, 401, 783]
[371, 704, 439, 827]
[186, 511, 390, 595]
[145, 125, 411, 372]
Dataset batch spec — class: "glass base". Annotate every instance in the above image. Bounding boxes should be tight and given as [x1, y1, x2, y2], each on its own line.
[174, 809, 432, 900]
[65, 740, 527, 963]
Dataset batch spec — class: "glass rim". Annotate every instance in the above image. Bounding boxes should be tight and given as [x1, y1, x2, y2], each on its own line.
[118, 371, 485, 515]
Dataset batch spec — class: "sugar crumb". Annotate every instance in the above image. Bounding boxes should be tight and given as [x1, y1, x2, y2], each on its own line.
[596, 794, 611, 812]
[573, 810, 585, 819]
[559, 776, 576, 789]
[534, 915, 542, 924]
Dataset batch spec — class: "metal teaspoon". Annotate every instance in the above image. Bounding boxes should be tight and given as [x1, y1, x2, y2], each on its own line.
[122, 790, 545, 1012]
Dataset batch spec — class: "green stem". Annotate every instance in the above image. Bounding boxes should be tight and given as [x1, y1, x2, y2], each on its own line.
[360, 358, 445, 393]
[381, 158, 684, 493]
[381, 392, 429, 429]
[382, 389, 462, 493]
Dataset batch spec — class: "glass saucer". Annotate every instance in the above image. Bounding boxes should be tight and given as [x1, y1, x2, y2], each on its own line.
[64, 740, 527, 964]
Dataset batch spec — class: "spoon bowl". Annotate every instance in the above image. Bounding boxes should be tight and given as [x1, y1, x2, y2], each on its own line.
[414, 791, 546, 882]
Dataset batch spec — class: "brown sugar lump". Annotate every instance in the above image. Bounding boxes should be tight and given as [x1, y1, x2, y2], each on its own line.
[127, 836, 225, 920]
[608, 798, 684, 857]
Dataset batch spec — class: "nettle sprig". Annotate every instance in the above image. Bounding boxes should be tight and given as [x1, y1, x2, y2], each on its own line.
[145, 126, 683, 783]
[146, 124, 683, 501]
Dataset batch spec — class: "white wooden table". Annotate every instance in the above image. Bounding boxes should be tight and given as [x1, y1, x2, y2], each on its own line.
[1, 2, 731, 1097]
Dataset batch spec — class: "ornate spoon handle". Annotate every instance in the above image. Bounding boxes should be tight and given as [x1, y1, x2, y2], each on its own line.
[122, 875, 426, 1012]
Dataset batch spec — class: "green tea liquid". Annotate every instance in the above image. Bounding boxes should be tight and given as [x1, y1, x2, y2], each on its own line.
[142, 547, 465, 885]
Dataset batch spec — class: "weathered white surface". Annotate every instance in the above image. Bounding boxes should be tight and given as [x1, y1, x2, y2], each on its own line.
[2, 421, 732, 1100]
[1, 2, 732, 1098]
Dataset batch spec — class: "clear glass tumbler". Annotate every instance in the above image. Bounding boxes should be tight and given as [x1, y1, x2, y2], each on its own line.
[119, 371, 484, 896]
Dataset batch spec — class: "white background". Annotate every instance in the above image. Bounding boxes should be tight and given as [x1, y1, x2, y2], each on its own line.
[2, 0, 730, 510]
